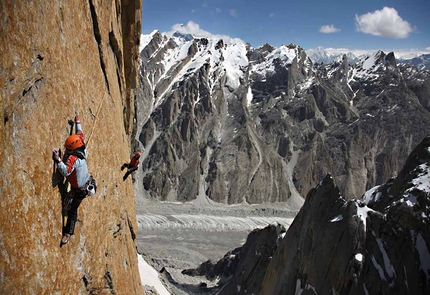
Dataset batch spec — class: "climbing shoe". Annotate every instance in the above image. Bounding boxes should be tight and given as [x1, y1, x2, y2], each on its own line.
[61, 233, 71, 245]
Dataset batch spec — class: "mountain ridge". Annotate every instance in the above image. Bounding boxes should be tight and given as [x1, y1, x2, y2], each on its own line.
[135, 30, 430, 206]
[306, 46, 430, 70]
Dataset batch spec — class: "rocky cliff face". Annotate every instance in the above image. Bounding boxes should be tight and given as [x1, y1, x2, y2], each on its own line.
[1, 1, 142, 294]
[135, 34, 304, 206]
[135, 31, 430, 205]
[260, 136, 430, 294]
[182, 136, 430, 294]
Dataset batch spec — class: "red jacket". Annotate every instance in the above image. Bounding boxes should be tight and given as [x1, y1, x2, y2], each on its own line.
[129, 156, 140, 168]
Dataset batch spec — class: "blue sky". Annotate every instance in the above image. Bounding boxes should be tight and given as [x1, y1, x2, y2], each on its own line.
[142, 0, 430, 56]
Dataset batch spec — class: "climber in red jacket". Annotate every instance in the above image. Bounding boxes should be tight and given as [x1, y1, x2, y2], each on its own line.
[52, 112, 96, 246]
[121, 151, 141, 181]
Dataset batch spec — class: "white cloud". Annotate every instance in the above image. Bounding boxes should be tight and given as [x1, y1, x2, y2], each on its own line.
[426, 47, 430, 51]
[216, 7, 222, 13]
[167, 21, 244, 45]
[170, 21, 204, 36]
[319, 25, 340, 34]
[269, 13, 275, 18]
[230, 9, 237, 17]
[355, 7, 413, 38]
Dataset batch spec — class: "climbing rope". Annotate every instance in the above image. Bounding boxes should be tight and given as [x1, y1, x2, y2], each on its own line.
[86, 92, 106, 147]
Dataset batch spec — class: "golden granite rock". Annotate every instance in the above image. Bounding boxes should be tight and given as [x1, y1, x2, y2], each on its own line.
[0, 0, 143, 293]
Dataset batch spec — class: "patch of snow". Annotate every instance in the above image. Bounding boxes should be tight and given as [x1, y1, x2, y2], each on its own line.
[355, 253, 363, 262]
[412, 231, 430, 279]
[140, 30, 158, 52]
[294, 278, 316, 294]
[356, 203, 375, 231]
[376, 238, 396, 279]
[363, 283, 369, 295]
[246, 86, 253, 107]
[410, 163, 430, 194]
[405, 195, 417, 207]
[362, 185, 380, 204]
[250, 45, 297, 79]
[138, 254, 170, 295]
[295, 279, 303, 295]
[362, 54, 377, 71]
[297, 77, 314, 92]
[376, 89, 385, 98]
[223, 42, 248, 89]
[305, 283, 316, 293]
[371, 255, 387, 281]
[330, 215, 343, 222]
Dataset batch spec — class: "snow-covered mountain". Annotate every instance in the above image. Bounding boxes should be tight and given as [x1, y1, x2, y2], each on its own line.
[135, 30, 430, 207]
[399, 54, 430, 71]
[135, 30, 430, 294]
[306, 46, 363, 64]
[307, 46, 430, 71]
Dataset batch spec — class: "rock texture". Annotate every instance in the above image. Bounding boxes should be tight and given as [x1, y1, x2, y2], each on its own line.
[181, 223, 286, 294]
[1, 1, 142, 294]
[182, 136, 430, 294]
[260, 136, 430, 294]
[136, 32, 430, 205]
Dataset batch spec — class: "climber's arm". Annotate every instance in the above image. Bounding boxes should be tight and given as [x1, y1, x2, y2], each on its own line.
[74, 112, 85, 144]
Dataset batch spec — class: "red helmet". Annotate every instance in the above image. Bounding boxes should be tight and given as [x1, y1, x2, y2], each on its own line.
[135, 151, 142, 158]
[64, 135, 84, 151]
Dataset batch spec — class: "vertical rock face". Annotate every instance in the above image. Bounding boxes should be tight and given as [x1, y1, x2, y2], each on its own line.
[0, 1, 142, 294]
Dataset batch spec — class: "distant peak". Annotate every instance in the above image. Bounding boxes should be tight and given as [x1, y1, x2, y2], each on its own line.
[259, 43, 275, 50]
[172, 31, 194, 42]
[373, 50, 385, 59]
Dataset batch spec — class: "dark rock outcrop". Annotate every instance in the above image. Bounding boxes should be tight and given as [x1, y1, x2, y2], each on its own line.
[260, 136, 430, 294]
[185, 136, 430, 294]
[182, 223, 286, 294]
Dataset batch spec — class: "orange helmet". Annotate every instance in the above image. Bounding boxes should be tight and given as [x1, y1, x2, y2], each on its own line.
[135, 151, 142, 157]
[64, 135, 84, 151]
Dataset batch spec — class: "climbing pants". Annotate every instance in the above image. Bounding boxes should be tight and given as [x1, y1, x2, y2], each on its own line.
[65, 189, 87, 235]
[122, 165, 138, 181]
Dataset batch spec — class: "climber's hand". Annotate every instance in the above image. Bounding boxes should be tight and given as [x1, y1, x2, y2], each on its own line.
[52, 148, 60, 163]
